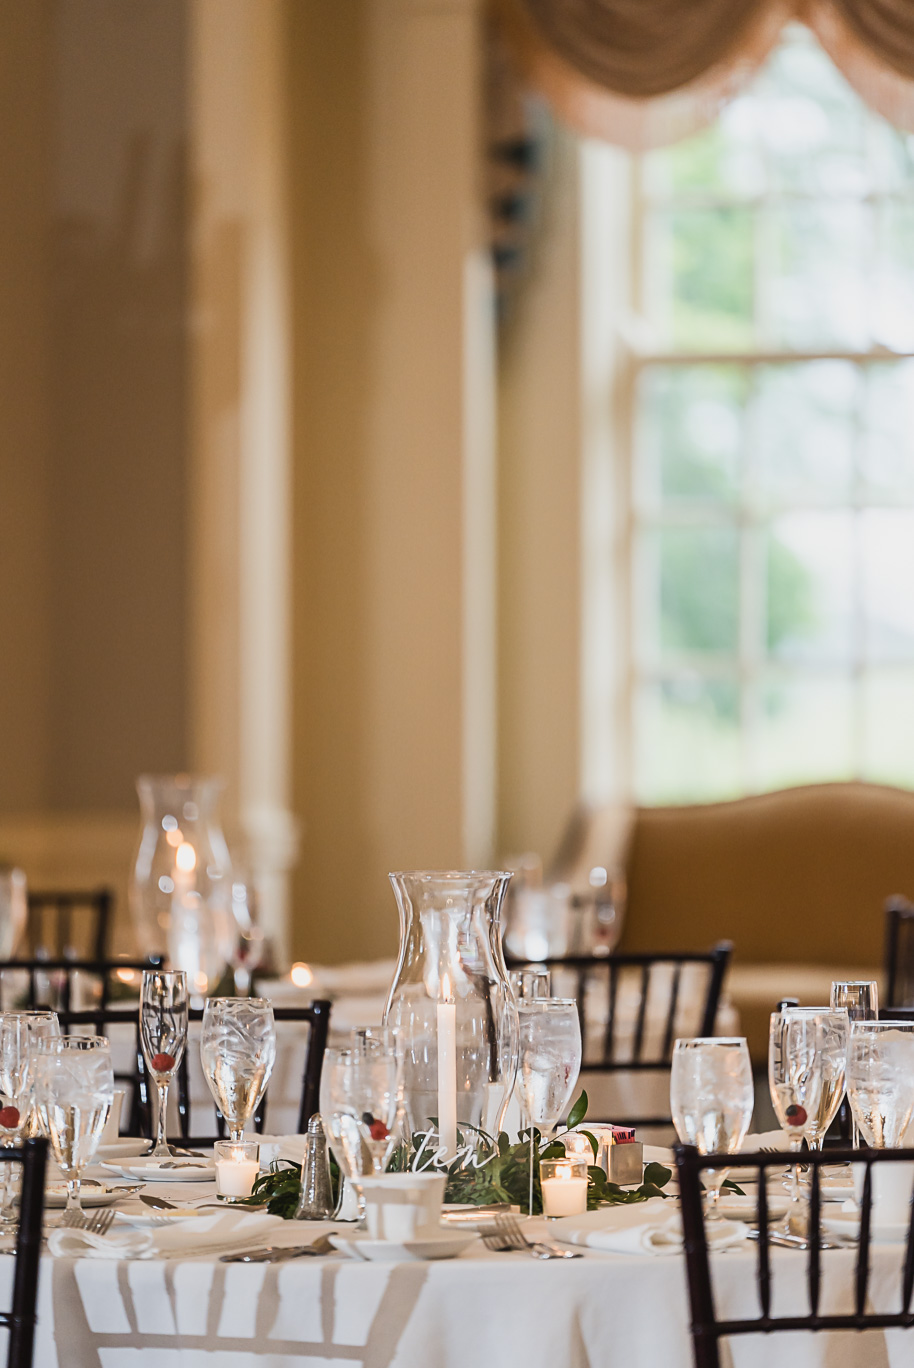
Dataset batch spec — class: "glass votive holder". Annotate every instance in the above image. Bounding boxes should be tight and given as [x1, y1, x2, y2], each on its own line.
[540, 1155, 588, 1218]
[214, 1140, 260, 1202]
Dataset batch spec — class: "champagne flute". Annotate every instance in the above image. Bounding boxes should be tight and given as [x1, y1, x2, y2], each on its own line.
[20, 1012, 60, 1138]
[769, 1009, 846, 1240]
[671, 1037, 753, 1220]
[831, 980, 878, 1147]
[847, 1020, 914, 1148]
[140, 970, 188, 1158]
[516, 998, 582, 1215]
[320, 1048, 368, 1220]
[200, 997, 275, 1142]
[775, 1007, 848, 1151]
[0, 1015, 33, 1224]
[347, 1028, 403, 1175]
[32, 1035, 114, 1214]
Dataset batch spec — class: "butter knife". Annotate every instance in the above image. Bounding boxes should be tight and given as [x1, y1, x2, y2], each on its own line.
[221, 1235, 335, 1263]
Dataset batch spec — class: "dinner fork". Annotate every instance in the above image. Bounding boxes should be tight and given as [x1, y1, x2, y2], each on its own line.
[485, 1213, 582, 1260]
[61, 1207, 116, 1236]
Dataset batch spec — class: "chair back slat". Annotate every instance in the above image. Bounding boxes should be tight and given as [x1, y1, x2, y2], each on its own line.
[756, 1161, 770, 1321]
[808, 1161, 821, 1319]
[631, 963, 650, 1063]
[661, 963, 682, 1061]
[604, 959, 618, 1062]
[856, 1157, 873, 1321]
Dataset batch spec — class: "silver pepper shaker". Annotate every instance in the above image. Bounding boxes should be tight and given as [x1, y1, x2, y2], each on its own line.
[294, 1114, 335, 1220]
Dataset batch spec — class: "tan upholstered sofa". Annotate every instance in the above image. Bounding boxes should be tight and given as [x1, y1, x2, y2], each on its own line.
[555, 782, 914, 1061]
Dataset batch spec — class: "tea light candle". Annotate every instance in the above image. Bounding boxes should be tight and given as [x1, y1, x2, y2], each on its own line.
[540, 1156, 588, 1218]
[215, 1140, 260, 1199]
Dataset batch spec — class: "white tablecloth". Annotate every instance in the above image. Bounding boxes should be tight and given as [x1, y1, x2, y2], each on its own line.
[17, 1199, 914, 1368]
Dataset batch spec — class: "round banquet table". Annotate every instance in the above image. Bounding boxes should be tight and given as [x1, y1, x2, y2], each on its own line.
[16, 1200, 914, 1368]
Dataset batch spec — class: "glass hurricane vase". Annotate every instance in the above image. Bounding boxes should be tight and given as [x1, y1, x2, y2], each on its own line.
[383, 870, 519, 1163]
[130, 774, 239, 997]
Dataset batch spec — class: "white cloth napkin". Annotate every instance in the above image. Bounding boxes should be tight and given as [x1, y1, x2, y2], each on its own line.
[48, 1209, 289, 1261]
[555, 1205, 748, 1256]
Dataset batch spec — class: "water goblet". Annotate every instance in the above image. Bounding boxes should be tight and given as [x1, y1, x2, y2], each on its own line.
[847, 1020, 914, 1148]
[32, 1035, 114, 1214]
[831, 981, 878, 1146]
[200, 997, 275, 1143]
[140, 970, 188, 1158]
[671, 1036, 753, 1221]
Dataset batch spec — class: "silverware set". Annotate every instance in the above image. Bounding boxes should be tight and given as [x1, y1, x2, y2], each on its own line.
[220, 1233, 336, 1263]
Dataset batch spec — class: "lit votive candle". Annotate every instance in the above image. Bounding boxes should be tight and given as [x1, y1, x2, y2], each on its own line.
[540, 1156, 588, 1218]
[215, 1140, 260, 1201]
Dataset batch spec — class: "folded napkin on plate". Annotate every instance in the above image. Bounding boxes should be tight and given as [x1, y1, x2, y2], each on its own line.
[555, 1205, 748, 1257]
[48, 1209, 289, 1261]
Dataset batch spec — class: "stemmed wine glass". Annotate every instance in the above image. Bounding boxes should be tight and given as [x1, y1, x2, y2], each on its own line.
[831, 980, 878, 1147]
[846, 1020, 914, 1148]
[0, 1016, 34, 1224]
[516, 998, 583, 1214]
[671, 1037, 754, 1220]
[200, 997, 275, 1142]
[140, 970, 188, 1158]
[769, 1008, 847, 1241]
[32, 1035, 114, 1214]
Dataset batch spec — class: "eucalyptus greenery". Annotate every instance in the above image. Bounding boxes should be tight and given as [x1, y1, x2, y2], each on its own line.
[245, 1091, 672, 1219]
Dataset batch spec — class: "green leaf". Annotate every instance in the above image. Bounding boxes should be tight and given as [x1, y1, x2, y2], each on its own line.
[643, 1162, 672, 1190]
[566, 1091, 588, 1131]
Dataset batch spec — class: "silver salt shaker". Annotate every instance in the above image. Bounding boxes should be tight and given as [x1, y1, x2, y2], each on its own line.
[294, 1114, 335, 1220]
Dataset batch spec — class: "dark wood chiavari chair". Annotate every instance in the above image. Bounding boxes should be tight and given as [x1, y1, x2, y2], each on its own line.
[0, 1137, 47, 1368]
[506, 943, 732, 1127]
[677, 1142, 914, 1368]
[24, 889, 113, 962]
[57, 999, 333, 1144]
[884, 893, 914, 1009]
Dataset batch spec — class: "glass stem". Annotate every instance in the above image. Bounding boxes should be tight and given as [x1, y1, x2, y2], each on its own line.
[789, 1135, 804, 1204]
[65, 1177, 82, 1214]
[152, 1080, 170, 1157]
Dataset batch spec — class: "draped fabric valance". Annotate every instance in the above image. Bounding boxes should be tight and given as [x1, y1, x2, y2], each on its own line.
[498, 0, 914, 147]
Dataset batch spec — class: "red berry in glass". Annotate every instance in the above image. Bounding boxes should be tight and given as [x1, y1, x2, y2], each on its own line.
[151, 1052, 176, 1073]
[0, 1107, 19, 1130]
[785, 1104, 807, 1126]
[369, 1119, 389, 1142]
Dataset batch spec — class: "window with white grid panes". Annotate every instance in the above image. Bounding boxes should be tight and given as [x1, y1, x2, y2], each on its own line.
[631, 26, 914, 805]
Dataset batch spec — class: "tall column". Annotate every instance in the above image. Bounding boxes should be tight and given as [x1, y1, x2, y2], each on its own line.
[188, 0, 297, 962]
